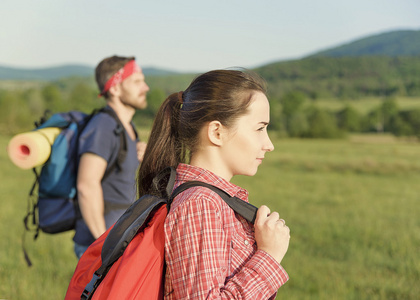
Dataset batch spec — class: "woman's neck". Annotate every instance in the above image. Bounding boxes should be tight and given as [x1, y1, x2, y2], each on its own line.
[190, 151, 233, 182]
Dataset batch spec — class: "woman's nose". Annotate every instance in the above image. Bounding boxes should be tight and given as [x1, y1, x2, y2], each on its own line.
[265, 135, 274, 152]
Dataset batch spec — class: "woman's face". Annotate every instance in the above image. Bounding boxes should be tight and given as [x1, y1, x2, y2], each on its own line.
[219, 91, 274, 180]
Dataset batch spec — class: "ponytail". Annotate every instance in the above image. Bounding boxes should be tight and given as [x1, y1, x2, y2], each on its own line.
[137, 93, 185, 196]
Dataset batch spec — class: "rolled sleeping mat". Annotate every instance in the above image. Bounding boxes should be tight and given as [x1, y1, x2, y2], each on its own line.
[7, 127, 62, 169]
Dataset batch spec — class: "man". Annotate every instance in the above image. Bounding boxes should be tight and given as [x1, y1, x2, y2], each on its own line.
[73, 55, 149, 258]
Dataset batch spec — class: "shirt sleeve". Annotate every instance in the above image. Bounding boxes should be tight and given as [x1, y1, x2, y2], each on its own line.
[78, 114, 118, 163]
[165, 191, 288, 299]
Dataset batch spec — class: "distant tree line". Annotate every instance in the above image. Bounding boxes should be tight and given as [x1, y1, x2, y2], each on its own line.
[0, 79, 165, 134]
[269, 91, 420, 139]
[1, 80, 419, 140]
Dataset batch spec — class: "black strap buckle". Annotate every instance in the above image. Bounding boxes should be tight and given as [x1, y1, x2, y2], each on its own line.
[81, 272, 102, 300]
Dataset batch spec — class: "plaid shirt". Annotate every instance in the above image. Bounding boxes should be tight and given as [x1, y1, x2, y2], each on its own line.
[164, 163, 289, 299]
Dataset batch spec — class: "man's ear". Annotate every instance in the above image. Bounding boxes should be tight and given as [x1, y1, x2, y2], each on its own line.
[108, 84, 121, 98]
[207, 120, 224, 146]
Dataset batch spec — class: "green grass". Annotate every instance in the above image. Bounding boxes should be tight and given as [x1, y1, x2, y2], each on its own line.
[1, 133, 419, 299]
[234, 134, 420, 299]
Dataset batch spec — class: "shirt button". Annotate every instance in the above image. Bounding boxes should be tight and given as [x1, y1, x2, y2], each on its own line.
[244, 240, 249, 246]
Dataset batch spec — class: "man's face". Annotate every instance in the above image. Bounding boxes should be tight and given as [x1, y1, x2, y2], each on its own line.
[119, 71, 149, 109]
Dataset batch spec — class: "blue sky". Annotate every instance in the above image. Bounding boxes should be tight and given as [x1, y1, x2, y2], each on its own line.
[1, 0, 419, 72]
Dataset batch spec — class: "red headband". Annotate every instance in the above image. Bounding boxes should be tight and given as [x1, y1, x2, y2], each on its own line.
[99, 60, 141, 96]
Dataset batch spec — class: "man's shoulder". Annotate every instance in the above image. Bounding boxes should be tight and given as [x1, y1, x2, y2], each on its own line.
[85, 110, 119, 130]
[79, 112, 121, 143]
[94, 109, 119, 123]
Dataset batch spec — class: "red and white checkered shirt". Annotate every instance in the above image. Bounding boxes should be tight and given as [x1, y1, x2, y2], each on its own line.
[164, 163, 289, 299]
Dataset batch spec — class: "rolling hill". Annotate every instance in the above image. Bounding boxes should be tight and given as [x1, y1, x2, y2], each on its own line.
[308, 29, 420, 57]
[0, 64, 93, 80]
[254, 29, 420, 99]
[255, 55, 420, 99]
[0, 64, 179, 81]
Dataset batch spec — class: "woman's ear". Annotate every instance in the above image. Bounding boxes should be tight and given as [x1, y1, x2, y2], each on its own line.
[207, 121, 224, 146]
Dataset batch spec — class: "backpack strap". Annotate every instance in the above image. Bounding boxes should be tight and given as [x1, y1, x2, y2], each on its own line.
[97, 107, 129, 180]
[171, 181, 258, 224]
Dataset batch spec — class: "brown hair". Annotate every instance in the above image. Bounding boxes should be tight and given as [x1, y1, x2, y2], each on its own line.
[95, 55, 135, 98]
[137, 69, 267, 196]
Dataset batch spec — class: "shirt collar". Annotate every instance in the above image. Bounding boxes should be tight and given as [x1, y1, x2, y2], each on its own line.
[175, 163, 249, 201]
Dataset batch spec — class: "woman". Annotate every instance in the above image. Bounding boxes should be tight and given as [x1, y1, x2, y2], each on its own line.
[137, 69, 290, 299]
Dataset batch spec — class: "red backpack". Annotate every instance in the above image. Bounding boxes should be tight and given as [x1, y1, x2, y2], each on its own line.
[65, 167, 257, 300]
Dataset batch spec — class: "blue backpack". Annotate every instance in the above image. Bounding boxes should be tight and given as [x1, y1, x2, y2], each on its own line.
[23, 107, 133, 265]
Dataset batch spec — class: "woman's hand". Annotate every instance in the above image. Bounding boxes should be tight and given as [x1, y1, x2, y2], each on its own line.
[254, 205, 290, 264]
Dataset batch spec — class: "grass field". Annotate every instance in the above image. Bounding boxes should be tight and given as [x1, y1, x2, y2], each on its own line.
[1, 133, 419, 299]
